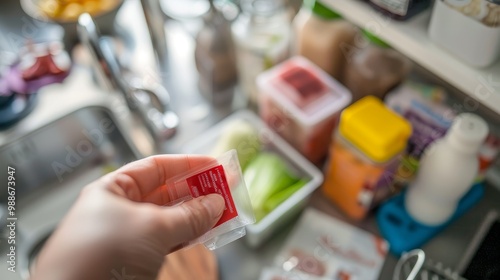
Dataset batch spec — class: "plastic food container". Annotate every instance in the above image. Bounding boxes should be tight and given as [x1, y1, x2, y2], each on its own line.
[182, 110, 323, 247]
[322, 96, 412, 220]
[429, 0, 500, 67]
[257, 56, 352, 164]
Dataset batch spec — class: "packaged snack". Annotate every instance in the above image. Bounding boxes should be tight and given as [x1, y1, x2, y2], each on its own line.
[385, 81, 455, 161]
[275, 208, 388, 280]
[163, 150, 255, 249]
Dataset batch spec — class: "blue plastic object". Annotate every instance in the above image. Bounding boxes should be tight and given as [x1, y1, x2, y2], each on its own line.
[377, 183, 484, 256]
[0, 93, 37, 128]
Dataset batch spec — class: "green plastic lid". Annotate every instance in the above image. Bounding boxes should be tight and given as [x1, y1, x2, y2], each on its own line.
[305, 0, 342, 20]
[362, 30, 391, 48]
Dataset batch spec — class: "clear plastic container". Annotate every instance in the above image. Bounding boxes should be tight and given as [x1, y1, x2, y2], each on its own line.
[429, 0, 500, 67]
[181, 110, 323, 247]
[163, 150, 255, 249]
[322, 96, 412, 220]
[257, 56, 352, 164]
[232, 0, 291, 104]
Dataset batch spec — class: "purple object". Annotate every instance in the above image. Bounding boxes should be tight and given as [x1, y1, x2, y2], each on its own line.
[2, 64, 69, 95]
[0, 77, 11, 96]
[24, 70, 70, 93]
[5, 65, 28, 94]
[404, 109, 449, 158]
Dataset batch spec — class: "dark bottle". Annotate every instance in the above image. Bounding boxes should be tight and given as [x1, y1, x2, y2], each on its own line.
[194, 1, 238, 106]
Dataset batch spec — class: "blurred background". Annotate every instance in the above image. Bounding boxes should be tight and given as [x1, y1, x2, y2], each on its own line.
[0, 0, 499, 279]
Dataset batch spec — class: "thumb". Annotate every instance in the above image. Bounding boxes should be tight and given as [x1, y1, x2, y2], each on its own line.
[162, 194, 225, 249]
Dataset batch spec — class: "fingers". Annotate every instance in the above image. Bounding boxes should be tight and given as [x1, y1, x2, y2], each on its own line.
[99, 155, 216, 202]
[160, 194, 225, 249]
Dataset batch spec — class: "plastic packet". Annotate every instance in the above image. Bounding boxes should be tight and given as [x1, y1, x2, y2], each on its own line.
[275, 209, 387, 280]
[163, 149, 255, 250]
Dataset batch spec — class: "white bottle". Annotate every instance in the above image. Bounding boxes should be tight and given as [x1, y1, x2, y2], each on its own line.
[405, 113, 489, 226]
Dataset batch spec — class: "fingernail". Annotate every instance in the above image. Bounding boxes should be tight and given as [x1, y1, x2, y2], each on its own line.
[201, 194, 225, 218]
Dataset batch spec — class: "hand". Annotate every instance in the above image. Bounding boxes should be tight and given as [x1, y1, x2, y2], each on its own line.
[32, 155, 225, 280]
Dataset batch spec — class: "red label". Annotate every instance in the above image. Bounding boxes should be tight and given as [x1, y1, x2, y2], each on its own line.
[186, 165, 238, 227]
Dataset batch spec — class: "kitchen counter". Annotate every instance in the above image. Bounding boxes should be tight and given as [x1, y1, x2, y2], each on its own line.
[1, 1, 500, 280]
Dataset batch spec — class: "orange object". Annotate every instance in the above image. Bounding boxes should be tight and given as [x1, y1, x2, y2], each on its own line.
[323, 138, 386, 220]
[322, 97, 412, 220]
[37, 0, 122, 22]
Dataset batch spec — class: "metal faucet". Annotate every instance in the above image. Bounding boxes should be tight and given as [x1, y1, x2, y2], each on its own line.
[77, 13, 178, 141]
[140, 0, 169, 66]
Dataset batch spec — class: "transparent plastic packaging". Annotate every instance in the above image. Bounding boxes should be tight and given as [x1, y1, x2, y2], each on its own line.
[275, 208, 388, 280]
[257, 56, 352, 164]
[163, 150, 255, 250]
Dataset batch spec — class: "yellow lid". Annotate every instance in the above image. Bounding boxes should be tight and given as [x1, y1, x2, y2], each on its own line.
[339, 96, 412, 163]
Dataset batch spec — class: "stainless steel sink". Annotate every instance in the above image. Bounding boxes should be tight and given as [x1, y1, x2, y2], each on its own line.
[0, 67, 153, 279]
[0, 1, 227, 278]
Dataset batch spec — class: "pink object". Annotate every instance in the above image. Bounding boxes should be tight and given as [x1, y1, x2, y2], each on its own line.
[257, 56, 352, 164]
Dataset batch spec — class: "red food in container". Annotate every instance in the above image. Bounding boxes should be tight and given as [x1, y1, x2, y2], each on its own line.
[257, 56, 352, 164]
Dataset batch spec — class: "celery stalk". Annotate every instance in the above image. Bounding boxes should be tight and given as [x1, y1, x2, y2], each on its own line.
[244, 152, 299, 221]
[263, 179, 307, 213]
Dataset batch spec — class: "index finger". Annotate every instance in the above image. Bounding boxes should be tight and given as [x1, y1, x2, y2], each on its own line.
[99, 154, 216, 204]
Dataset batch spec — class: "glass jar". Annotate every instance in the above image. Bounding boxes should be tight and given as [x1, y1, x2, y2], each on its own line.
[232, 0, 291, 104]
[293, 0, 359, 81]
[342, 31, 411, 103]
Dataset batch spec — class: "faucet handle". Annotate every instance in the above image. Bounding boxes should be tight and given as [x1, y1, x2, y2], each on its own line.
[131, 83, 179, 140]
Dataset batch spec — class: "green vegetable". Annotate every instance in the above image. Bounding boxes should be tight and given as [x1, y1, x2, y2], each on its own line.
[264, 179, 307, 213]
[211, 119, 261, 169]
[244, 152, 300, 221]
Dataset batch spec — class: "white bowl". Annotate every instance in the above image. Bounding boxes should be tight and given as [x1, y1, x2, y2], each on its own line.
[182, 110, 323, 247]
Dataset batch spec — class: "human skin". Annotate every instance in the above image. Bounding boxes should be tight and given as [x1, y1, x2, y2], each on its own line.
[31, 155, 225, 280]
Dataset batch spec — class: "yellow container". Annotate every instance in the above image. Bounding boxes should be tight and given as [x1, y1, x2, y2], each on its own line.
[322, 96, 412, 220]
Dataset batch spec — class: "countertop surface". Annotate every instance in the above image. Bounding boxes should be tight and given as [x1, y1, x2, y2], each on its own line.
[1, 1, 500, 280]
